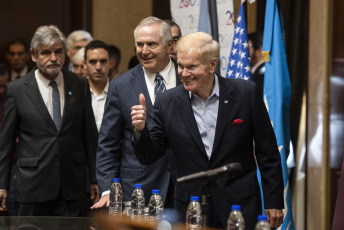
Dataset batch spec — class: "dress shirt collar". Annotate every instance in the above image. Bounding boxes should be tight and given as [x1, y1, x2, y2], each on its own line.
[143, 58, 173, 87]
[251, 59, 264, 74]
[90, 78, 109, 96]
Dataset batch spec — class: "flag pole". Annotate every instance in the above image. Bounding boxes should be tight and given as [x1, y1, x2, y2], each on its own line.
[207, 0, 221, 74]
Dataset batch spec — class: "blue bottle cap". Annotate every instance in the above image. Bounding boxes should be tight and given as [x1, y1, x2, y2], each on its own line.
[190, 196, 199, 201]
[231, 205, 241, 211]
[257, 215, 268, 221]
[113, 178, 120, 182]
[134, 184, 142, 188]
[152, 189, 160, 194]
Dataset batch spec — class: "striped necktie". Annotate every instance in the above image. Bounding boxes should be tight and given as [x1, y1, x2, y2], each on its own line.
[154, 73, 166, 98]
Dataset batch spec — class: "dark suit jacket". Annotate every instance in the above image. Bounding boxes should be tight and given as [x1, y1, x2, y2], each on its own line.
[96, 61, 181, 205]
[0, 69, 97, 203]
[134, 76, 284, 229]
[252, 62, 265, 96]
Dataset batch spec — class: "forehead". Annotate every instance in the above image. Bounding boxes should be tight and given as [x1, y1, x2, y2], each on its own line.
[72, 39, 88, 47]
[136, 24, 162, 43]
[9, 43, 25, 52]
[37, 42, 64, 52]
[177, 48, 200, 64]
[86, 48, 109, 59]
[171, 26, 180, 37]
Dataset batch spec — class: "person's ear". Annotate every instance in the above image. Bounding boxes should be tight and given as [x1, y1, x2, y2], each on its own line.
[30, 49, 37, 63]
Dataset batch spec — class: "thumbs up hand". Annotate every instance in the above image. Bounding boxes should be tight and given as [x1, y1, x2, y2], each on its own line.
[131, 93, 147, 132]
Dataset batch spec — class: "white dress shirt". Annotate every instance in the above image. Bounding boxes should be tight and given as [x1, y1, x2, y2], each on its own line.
[143, 58, 177, 104]
[90, 78, 109, 132]
[35, 69, 65, 119]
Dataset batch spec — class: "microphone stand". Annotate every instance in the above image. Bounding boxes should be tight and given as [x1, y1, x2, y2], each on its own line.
[200, 175, 220, 228]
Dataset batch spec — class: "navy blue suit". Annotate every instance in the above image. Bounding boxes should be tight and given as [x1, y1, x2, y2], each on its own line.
[134, 76, 284, 229]
[96, 62, 181, 205]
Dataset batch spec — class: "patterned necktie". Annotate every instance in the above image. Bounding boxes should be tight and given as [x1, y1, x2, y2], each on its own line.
[154, 73, 166, 98]
[49, 81, 62, 130]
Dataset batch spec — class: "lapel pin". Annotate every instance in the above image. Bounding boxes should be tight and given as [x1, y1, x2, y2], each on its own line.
[224, 100, 228, 104]
[68, 91, 72, 96]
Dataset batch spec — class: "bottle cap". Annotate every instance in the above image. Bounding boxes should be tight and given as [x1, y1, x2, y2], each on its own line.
[152, 189, 160, 194]
[113, 178, 120, 182]
[190, 196, 199, 201]
[231, 205, 241, 211]
[257, 215, 268, 221]
[134, 184, 142, 188]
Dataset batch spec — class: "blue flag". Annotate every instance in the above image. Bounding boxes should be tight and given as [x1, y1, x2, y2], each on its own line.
[262, 0, 294, 229]
[225, 4, 251, 80]
[198, 0, 211, 34]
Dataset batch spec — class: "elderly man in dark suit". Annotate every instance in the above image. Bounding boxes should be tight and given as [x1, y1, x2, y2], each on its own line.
[131, 32, 284, 230]
[91, 16, 181, 210]
[0, 25, 98, 216]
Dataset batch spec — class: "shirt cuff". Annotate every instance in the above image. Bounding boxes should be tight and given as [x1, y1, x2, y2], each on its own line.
[101, 190, 110, 197]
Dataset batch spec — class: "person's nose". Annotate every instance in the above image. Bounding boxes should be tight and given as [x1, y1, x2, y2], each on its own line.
[95, 61, 102, 71]
[142, 44, 150, 55]
[50, 52, 57, 62]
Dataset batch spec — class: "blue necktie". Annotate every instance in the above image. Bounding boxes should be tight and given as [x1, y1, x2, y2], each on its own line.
[154, 73, 166, 98]
[49, 81, 62, 130]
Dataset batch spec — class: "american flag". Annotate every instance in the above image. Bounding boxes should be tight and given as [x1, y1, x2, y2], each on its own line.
[225, 4, 251, 81]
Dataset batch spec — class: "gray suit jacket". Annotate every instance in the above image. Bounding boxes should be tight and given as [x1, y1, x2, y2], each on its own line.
[96, 61, 181, 205]
[0, 69, 97, 202]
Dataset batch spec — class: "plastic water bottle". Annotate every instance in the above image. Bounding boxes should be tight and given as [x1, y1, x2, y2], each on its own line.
[186, 196, 202, 229]
[131, 184, 145, 222]
[254, 215, 270, 230]
[227, 205, 245, 230]
[109, 178, 122, 216]
[148, 189, 164, 224]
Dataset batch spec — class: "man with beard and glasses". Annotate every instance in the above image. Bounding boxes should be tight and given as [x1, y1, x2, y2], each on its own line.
[0, 25, 98, 216]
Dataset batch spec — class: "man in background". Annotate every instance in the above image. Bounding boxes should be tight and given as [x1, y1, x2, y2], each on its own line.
[164, 20, 182, 60]
[91, 16, 181, 210]
[0, 25, 98, 216]
[108, 45, 121, 80]
[70, 47, 86, 77]
[84, 40, 110, 132]
[248, 31, 264, 95]
[6, 39, 30, 81]
[66, 30, 93, 71]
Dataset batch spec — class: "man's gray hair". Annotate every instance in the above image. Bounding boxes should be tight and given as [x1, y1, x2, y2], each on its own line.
[66, 30, 93, 49]
[31, 25, 66, 53]
[134, 16, 172, 46]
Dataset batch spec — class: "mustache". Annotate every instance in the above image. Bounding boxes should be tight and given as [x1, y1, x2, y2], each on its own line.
[46, 62, 62, 67]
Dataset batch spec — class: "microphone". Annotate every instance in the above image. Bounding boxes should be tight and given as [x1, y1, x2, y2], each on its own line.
[177, 163, 242, 185]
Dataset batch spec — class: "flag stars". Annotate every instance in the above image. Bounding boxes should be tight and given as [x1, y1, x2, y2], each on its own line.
[242, 41, 249, 48]
[236, 61, 242, 68]
[230, 59, 235, 66]
[244, 65, 251, 72]
[237, 16, 241, 23]
[227, 70, 233, 77]
[235, 72, 240, 79]
[240, 52, 246, 59]
[235, 27, 240, 34]
[240, 29, 244, 35]
[234, 38, 239, 45]
[232, 48, 237, 55]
